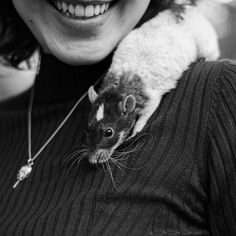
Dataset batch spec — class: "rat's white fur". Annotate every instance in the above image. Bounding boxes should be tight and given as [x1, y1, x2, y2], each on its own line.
[105, 6, 220, 136]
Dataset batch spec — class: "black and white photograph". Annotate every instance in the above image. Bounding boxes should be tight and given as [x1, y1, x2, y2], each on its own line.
[0, 0, 236, 235]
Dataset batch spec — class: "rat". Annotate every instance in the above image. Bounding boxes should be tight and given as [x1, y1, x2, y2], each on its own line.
[86, 6, 220, 164]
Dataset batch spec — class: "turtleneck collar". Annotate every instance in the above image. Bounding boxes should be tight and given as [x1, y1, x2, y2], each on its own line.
[34, 52, 113, 102]
[0, 52, 113, 111]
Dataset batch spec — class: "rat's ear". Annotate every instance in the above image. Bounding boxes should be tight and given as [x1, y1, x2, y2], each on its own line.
[122, 95, 136, 114]
[88, 86, 98, 103]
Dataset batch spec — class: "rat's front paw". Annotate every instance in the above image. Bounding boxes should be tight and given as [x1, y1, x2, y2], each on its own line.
[130, 106, 157, 138]
[130, 117, 148, 137]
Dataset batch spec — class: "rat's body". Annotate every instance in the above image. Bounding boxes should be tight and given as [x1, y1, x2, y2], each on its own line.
[86, 6, 220, 164]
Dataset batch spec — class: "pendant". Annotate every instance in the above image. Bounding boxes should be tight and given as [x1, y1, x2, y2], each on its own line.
[13, 162, 33, 189]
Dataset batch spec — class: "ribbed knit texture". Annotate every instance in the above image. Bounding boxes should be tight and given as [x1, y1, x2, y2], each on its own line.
[0, 55, 235, 236]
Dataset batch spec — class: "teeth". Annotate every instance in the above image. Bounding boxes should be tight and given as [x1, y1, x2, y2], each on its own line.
[57, 2, 62, 11]
[100, 4, 106, 13]
[85, 5, 94, 17]
[68, 4, 75, 15]
[105, 4, 109, 11]
[75, 5, 85, 17]
[53, 1, 111, 18]
[62, 2, 68, 13]
[94, 5, 100, 16]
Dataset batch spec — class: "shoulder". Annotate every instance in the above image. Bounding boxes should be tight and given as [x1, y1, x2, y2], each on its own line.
[148, 59, 236, 122]
[190, 59, 236, 109]
[209, 60, 236, 116]
[178, 59, 236, 98]
[204, 59, 236, 133]
[203, 60, 236, 235]
[187, 58, 236, 83]
[211, 59, 236, 92]
[149, 59, 236, 137]
[0, 59, 36, 102]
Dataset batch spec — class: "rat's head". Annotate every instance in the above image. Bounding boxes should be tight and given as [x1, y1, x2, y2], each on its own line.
[86, 86, 137, 164]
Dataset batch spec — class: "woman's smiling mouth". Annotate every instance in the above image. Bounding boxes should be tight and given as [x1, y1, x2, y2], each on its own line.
[12, 0, 151, 64]
[48, 0, 116, 19]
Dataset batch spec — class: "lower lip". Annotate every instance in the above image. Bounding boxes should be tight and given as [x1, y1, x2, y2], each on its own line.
[47, 0, 116, 32]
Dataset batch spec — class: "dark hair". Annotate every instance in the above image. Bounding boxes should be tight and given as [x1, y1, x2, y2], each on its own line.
[0, 0, 197, 68]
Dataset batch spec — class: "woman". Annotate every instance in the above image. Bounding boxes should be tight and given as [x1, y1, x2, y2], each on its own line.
[0, 0, 235, 235]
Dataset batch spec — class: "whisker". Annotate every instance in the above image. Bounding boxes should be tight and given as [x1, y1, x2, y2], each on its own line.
[110, 158, 125, 174]
[67, 153, 87, 174]
[63, 148, 87, 166]
[76, 153, 87, 166]
[63, 152, 80, 167]
[112, 156, 146, 171]
[110, 139, 147, 171]
[101, 162, 106, 173]
[105, 161, 118, 190]
[112, 139, 146, 161]
[117, 132, 152, 153]
[115, 142, 144, 154]
[111, 154, 130, 161]
[68, 143, 88, 151]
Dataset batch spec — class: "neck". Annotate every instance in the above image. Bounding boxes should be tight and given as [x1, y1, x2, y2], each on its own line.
[0, 52, 113, 111]
[34, 52, 113, 102]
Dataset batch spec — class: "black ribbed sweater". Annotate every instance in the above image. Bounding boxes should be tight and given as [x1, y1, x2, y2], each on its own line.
[0, 55, 236, 236]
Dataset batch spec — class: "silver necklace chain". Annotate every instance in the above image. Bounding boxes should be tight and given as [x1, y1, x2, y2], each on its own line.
[13, 55, 104, 188]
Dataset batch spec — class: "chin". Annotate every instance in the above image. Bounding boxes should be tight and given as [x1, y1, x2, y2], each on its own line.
[54, 53, 111, 65]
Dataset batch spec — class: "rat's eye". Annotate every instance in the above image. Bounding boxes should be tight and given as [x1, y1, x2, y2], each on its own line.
[104, 128, 114, 138]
